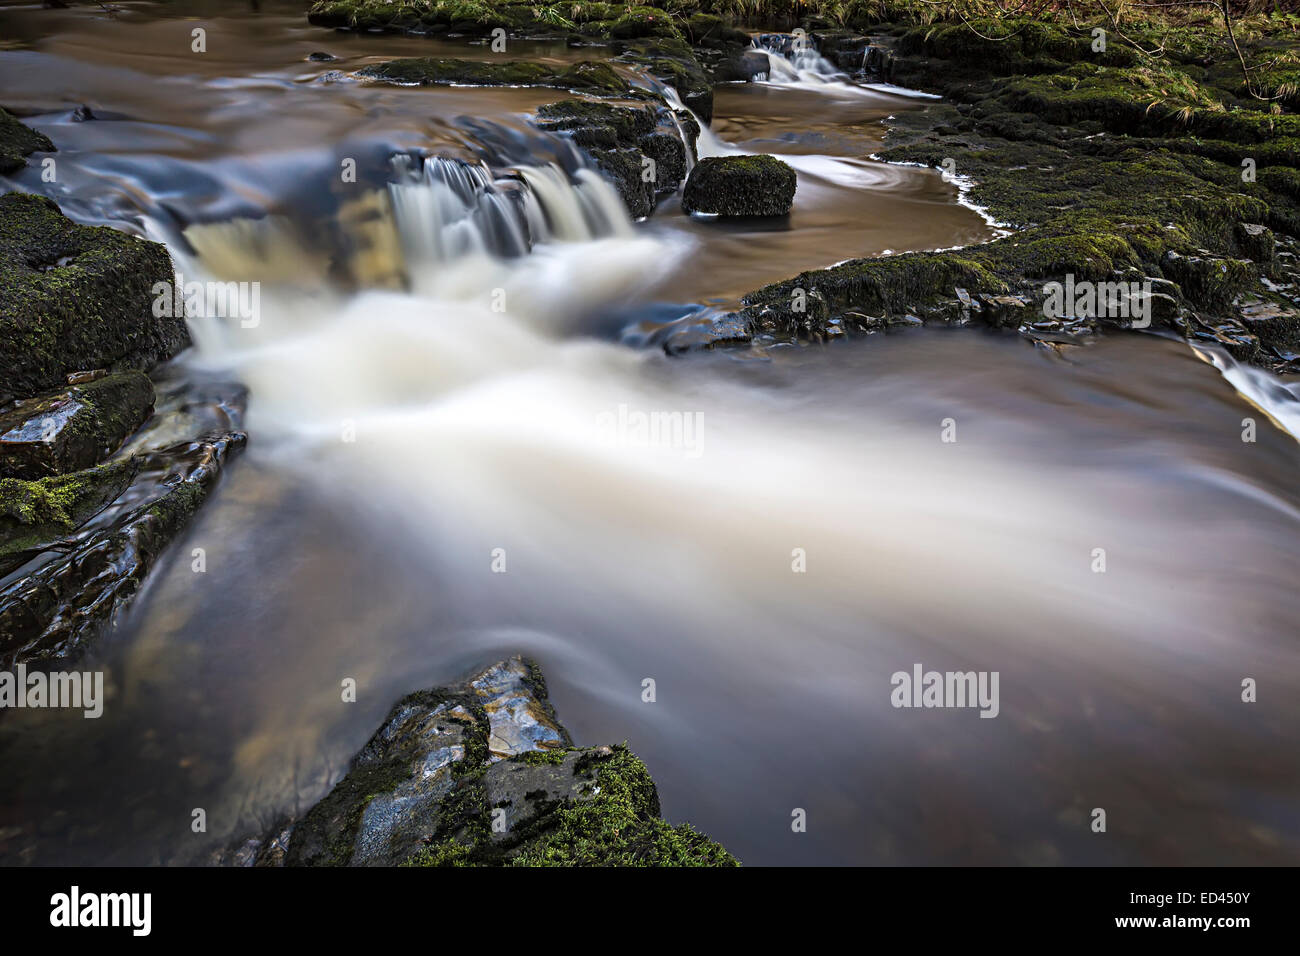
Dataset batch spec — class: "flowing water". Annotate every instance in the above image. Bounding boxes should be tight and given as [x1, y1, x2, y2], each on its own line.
[1, 2, 1298, 866]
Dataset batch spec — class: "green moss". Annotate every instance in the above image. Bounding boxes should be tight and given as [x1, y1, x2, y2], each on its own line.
[406, 744, 739, 867]
[0, 192, 186, 402]
[360, 57, 634, 96]
[0, 458, 138, 571]
[682, 154, 796, 216]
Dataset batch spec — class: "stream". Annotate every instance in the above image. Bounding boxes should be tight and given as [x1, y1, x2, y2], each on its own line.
[1, 0, 1298, 866]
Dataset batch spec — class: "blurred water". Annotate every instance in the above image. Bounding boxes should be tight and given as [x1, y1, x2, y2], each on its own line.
[0, 0, 1296, 867]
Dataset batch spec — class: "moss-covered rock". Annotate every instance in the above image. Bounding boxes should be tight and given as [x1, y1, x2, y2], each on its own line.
[682, 154, 796, 217]
[0, 371, 155, 480]
[227, 657, 737, 867]
[0, 192, 188, 403]
[534, 98, 695, 216]
[359, 56, 635, 96]
[0, 457, 138, 577]
[0, 107, 54, 175]
[0, 430, 245, 669]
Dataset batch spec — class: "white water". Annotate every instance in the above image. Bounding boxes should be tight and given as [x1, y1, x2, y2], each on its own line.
[175, 157, 1300, 690]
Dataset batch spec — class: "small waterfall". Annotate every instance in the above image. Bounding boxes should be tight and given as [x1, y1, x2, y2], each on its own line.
[385, 154, 633, 293]
[752, 35, 875, 97]
[661, 85, 740, 159]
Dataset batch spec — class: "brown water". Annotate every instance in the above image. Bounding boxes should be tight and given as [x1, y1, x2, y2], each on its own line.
[1, 1, 1298, 867]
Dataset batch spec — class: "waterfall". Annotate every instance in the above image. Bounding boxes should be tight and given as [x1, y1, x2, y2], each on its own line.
[751, 35, 877, 97]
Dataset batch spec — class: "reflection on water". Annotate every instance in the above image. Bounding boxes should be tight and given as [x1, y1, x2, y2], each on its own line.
[0, 0, 1297, 868]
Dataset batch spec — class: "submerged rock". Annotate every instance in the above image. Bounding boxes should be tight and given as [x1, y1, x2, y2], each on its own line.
[223, 657, 737, 867]
[682, 155, 796, 217]
[0, 192, 188, 403]
[0, 371, 154, 480]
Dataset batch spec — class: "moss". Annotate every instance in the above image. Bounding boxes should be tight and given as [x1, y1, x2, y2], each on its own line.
[360, 57, 634, 96]
[407, 744, 739, 867]
[0, 458, 138, 573]
[0, 107, 54, 175]
[682, 154, 796, 216]
[0, 192, 187, 403]
[535, 99, 657, 142]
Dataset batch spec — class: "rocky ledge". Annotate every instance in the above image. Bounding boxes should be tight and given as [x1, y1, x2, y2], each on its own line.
[217, 657, 738, 867]
[535, 98, 698, 217]
[1, 113, 243, 670]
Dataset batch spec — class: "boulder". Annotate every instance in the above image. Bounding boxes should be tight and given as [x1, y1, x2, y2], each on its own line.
[359, 58, 633, 97]
[0, 192, 188, 403]
[682, 155, 797, 217]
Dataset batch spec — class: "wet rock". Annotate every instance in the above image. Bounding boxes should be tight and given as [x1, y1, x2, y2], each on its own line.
[682, 155, 796, 217]
[1160, 251, 1255, 311]
[0, 192, 187, 403]
[535, 99, 695, 217]
[615, 36, 714, 123]
[0, 429, 246, 669]
[1235, 223, 1275, 265]
[0, 108, 53, 175]
[0, 458, 139, 577]
[306, 51, 336, 62]
[684, 14, 749, 49]
[1236, 299, 1300, 354]
[0, 371, 154, 480]
[245, 657, 735, 867]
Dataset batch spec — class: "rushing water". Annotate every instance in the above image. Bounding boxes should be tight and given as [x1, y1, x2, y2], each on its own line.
[1, 2, 1298, 866]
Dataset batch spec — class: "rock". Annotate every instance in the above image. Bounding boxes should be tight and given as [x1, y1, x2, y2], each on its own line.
[0, 430, 246, 668]
[1160, 251, 1255, 311]
[534, 99, 695, 217]
[306, 51, 336, 62]
[1237, 299, 1300, 353]
[359, 58, 634, 98]
[248, 657, 737, 867]
[0, 371, 155, 480]
[0, 108, 53, 175]
[0, 192, 188, 403]
[0, 458, 139, 577]
[1235, 223, 1275, 265]
[682, 155, 797, 217]
[616, 36, 715, 123]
